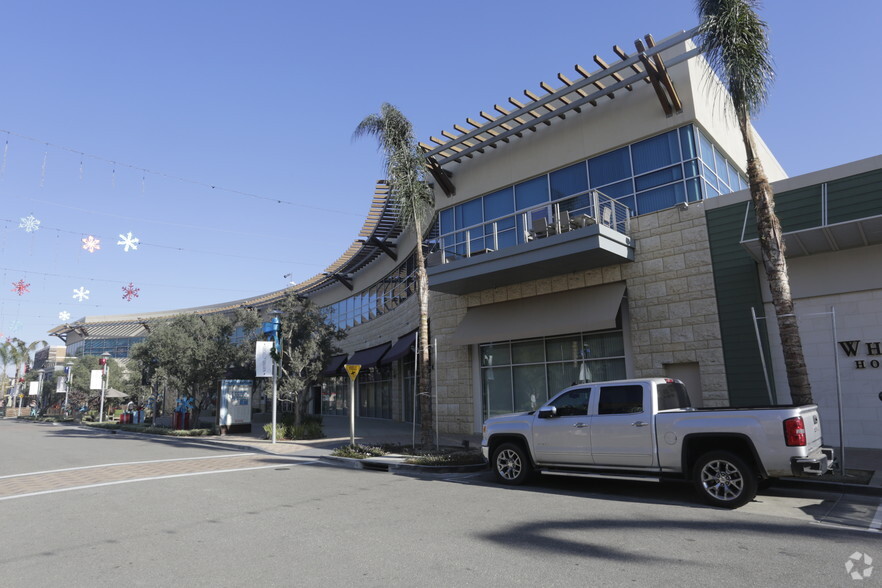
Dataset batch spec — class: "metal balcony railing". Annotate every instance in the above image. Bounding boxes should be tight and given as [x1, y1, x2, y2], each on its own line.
[432, 189, 631, 264]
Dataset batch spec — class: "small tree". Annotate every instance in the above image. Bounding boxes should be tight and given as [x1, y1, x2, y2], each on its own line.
[59, 355, 125, 413]
[130, 310, 260, 427]
[271, 292, 345, 426]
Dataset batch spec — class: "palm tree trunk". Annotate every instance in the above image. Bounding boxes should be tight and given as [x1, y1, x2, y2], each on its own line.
[738, 114, 813, 406]
[413, 215, 434, 448]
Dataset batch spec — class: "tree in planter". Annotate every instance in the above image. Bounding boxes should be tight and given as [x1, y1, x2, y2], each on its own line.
[57, 355, 125, 413]
[129, 309, 260, 427]
[271, 291, 344, 428]
[696, 0, 813, 405]
[355, 103, 436, 446]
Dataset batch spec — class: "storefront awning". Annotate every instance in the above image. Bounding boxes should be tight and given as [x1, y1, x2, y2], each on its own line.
[346, 342, 391, 369]
[321, 354, 348, 376]
[381, 330, 418, 365]
[450, 282, 625, 345]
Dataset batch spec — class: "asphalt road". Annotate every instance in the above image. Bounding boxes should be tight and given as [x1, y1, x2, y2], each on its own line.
[1, 420, 879, 587]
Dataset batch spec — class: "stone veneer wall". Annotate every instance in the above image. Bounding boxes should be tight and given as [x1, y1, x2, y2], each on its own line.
[430, 201, 730, 435]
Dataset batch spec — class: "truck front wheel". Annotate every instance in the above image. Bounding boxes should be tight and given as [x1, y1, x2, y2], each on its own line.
[693, 451, 757, 509]
[492, 442, 533, 485]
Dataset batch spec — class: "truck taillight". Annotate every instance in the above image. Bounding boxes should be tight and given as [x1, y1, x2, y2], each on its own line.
[784, 417, 806, 447]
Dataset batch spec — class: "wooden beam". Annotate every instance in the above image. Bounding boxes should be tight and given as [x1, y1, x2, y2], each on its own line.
[634, 38, 673, 116]
[424, 155, 455, 196]
[494, 104, 535, 132]
[479, 111, 516, 140]
[593, 55, 632, 91]
[525, 88, 565, 119]
[575, 64, 615, 99]
[540, 81, 580, 113]
[507, 97, 549, 126]
[644, 34, 683, 112]
[557, 73, 596, 106]
[613, 45, 651, 83]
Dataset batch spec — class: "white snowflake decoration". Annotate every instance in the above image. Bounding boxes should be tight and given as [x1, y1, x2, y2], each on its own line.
[72, 286, 90, 302]
[117, 231, 139, 252]
[19, 214, 41, 232]
[82, 235, 101, 253]
[59, 311, 71, 321]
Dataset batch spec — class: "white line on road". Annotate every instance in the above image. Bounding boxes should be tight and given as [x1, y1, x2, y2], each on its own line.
[0, 452, 257, 480]
[0, 459, 319, 502]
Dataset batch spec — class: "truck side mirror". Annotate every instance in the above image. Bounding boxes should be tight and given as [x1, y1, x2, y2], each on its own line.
[537, 406, 557, 419]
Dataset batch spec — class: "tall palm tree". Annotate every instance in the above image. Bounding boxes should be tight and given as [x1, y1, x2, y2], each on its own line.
[697, 0, 812, 405]
[355, 103, 436, 446]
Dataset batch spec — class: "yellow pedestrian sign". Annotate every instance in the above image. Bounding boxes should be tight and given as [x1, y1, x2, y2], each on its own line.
[344, 364, 361, 381]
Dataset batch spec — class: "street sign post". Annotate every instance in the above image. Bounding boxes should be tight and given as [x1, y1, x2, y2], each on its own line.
[344, 364, 361, 445]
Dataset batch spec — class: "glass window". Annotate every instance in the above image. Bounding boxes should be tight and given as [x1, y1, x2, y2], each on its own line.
[598, 384, 644, 414]
[589, 146, 631, 187]
[726, 162, 741, 191]
[550, 162, 588, 200]
[704, 180, 720, 199]
[514, 176, 549, 210]
[547, 362, 581, 394]
[634, 164, 683, 192]
[635, 183, 685, 215]
[457, 198, 483, 230]
[714, 150, 730, 187]
[657, 381, 691, 410]
[679, 125, 696, 159]
[513, 364, 547, 411]
[631, 130, 681, 174]
[547, 388, 591, 417]
[483, 187, 514, 221]
[698, 130, 715, 171]
[685, 178, 702, 202]
[512, 339, 545, 364]
[481, 343, 511, 366]
[683, 159, 700, 178]
[439, 208, 454, 235]
[484, 367, 513, 417]
[545, 336, 580, 362]
[596, 178, 633, 200]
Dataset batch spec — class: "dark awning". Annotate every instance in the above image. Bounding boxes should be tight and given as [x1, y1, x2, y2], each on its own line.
[346, 342, 391, 369]
[381, 330, 418, 365]
[321, 354, 348, 376]
[450, 282, 625, 345]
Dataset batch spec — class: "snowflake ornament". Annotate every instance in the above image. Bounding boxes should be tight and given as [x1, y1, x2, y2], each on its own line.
[72, 286, 90, 302]
[117, 232, 139, 252]
[81, 235, 101, 253]
[11, 279, 30, 296]
[121, 282, 140, 301]
[19, 215, 41, 232]
[59, 311, 71, 321]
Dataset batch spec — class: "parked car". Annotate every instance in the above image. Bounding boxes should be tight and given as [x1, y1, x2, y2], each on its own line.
[481, 378, 833, 508]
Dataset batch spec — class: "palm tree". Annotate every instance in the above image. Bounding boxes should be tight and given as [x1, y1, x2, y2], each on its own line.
[355, 103, 436, 446]
[697, 0, 812, 405]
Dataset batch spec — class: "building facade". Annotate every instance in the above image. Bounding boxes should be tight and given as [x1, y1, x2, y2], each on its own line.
[48, 28, 882, 450]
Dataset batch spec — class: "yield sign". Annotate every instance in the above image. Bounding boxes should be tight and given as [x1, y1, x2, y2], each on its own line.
[344, 364, 361, 381]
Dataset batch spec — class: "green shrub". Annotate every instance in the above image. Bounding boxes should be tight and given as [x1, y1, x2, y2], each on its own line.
[264, 416, 324, 440]
[405, 452, 486, 466]
[332, 444, 386, 459]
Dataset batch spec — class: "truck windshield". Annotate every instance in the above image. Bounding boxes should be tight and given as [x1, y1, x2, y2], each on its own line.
[657, 381, 691, 410]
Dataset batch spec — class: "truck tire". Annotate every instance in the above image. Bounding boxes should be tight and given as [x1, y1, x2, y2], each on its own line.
[693, 451, 757, 509]
[492, 442, 533, 485]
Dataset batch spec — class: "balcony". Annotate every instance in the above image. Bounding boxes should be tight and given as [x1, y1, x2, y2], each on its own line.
[427, 190, 634, 295]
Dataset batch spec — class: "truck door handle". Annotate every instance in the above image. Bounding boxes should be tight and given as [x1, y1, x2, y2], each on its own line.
[572, 422, 588, 428]
[632, 421, 649, 427]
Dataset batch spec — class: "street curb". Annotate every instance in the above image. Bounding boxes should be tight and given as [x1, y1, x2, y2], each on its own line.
[774, 477, 882, 498]
[319, 455, 488, 474]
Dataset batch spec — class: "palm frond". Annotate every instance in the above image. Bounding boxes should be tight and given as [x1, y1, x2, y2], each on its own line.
[696, 0, 774, 117]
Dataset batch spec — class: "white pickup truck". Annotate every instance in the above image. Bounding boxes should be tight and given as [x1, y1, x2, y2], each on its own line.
[481, 378, 833, 508]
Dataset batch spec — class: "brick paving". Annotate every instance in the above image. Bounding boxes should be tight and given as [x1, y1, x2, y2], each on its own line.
[0, 453, 302, 501]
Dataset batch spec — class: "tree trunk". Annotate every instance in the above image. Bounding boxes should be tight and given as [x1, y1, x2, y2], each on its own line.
[738, 114, 814, 406]
[413, 216, 434, 448]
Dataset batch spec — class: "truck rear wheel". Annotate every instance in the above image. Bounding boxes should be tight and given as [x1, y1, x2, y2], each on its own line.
[492, 442, 533, 485]
[693, 451, 757, 509]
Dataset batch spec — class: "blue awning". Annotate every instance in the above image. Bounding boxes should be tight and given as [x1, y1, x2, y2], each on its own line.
[381, 330, 418, 365]
[346, 342, 391, 369]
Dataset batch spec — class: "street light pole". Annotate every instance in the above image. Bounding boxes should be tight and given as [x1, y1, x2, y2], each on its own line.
[36, 369, 44, 416]
[98, 352, 111, 423]
[262, 312, 282, 445]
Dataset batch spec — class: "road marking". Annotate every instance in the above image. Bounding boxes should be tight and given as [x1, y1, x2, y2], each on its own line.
[0, 459, 319, 502]
[0, 452, 256, 480]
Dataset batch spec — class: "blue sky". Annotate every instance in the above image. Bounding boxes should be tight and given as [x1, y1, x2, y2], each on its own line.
[1, 0, 879, 354]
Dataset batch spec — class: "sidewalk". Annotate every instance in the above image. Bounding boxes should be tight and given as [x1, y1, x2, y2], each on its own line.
[192, 413, 881, 495]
